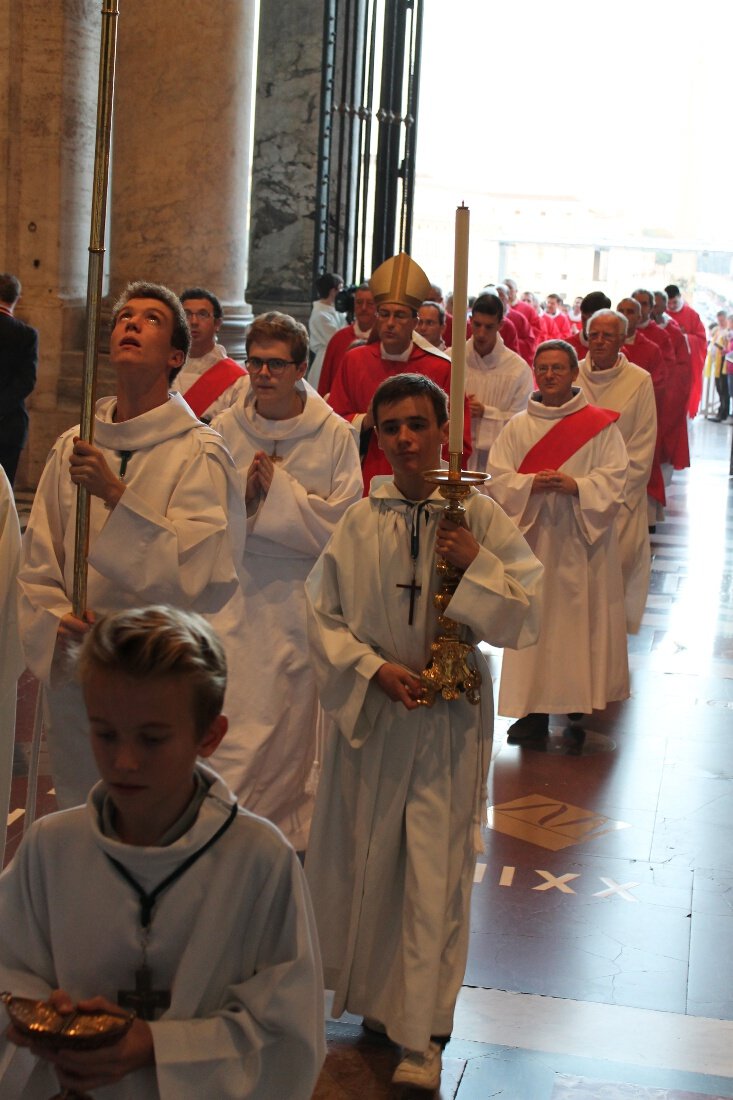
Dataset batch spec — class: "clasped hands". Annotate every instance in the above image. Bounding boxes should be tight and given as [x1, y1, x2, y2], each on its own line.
[245, 450, 276, 514]
[531, 469, 578, 495]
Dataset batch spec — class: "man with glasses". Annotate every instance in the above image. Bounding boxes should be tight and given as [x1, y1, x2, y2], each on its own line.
[175, 287, 247, 422]
[328, 253, 471, 493]
[209, 312, 361, 849]
[489, 340, 629, 744]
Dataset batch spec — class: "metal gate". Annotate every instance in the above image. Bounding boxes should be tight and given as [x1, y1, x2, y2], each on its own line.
[314, 0, 424, 287]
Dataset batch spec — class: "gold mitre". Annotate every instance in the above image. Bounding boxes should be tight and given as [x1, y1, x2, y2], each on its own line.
[369, 253, 431, 312]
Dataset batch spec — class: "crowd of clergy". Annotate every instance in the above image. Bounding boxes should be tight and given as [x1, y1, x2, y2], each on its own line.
[0, 253, 705, 1096]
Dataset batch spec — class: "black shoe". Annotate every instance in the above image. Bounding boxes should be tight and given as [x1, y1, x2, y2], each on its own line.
[507, 713, 549, 744]
[567, 712, 583, 723]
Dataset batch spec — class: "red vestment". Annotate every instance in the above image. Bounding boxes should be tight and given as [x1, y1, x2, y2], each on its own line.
[318, 323, 371, 397]
[513, 301, 541, 352]
[507, 306, 535, 364]
[654, 318, 691, 469]
[548, 311, 573, 340]
[669, 302, 706, 417]
[566, 331, 587, 360]
[539, 312, 556, 341]
[623, 332, 667, 505]
[328, 341, 472, 493]
[443, 312, 471, 349]
[499, 315, 519, 354]
[518, 404, 620, 473]
[182, 357, 247, 418]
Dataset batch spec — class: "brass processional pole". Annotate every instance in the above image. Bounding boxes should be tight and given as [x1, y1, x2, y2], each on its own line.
[72, 0, 120, 617]
[419, 203, 486, 707]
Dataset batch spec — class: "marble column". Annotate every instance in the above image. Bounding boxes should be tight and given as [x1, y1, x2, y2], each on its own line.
[0, 0, 100, 486]
[109, 0, 257, 359]
[246, 0, 327, 322]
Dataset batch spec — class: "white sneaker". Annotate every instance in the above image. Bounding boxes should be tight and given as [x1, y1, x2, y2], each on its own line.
[391, 1040, 442, 1090]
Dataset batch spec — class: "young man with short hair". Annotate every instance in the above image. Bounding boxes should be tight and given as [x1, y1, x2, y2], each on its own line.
[0, 605, 325, 1098]
[305, 373, 542, 1091]
[18, 281, 245, 808]
[461, 291, 533, 472]
[209, 312, 361, 848]
[308, 272, 345, 389]
[174, 287, 247, 422]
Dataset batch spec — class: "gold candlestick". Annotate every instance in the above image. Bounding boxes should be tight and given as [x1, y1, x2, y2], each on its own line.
[418, 456, 488, 707]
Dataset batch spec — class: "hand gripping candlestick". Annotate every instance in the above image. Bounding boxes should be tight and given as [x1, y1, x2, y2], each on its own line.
[418, 204, 488, 707]
[23, 0, 119, 841]
[72, 0, 120, 618]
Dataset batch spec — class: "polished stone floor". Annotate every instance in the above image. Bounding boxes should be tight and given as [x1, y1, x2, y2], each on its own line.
[5, 419, 733, 1098]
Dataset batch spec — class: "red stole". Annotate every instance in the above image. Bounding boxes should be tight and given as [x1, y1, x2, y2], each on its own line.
[183, 357, 246, 417]
[518, 404, 620, 474]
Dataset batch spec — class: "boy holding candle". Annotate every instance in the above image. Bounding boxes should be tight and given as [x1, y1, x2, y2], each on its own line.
[305, 373, 542, 1090]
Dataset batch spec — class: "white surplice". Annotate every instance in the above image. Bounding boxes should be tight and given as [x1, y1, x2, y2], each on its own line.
[209, 382, 362, 849]
[308, 301, 345, 389]
[17, 393, 245, 807]
[458, 335, 534, 471]
[577, 354, 656, 634]
[304, 482, 542, 1053]
[0, 766, 325, 1099]
[172, 343, 248, 422]
[0, 469, 23, 860]
[489, 390, 630, 716]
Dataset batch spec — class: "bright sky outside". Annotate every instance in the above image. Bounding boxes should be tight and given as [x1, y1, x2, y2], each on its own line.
[412, 0, 733, 290]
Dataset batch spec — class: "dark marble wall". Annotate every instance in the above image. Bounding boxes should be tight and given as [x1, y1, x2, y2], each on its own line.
[246, 0, 326, 319]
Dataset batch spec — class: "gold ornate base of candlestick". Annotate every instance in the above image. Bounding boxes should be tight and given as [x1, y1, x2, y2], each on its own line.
[417, 462, 489, 707]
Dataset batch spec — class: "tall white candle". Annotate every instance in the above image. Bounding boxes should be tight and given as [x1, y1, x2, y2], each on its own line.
[449, 204, 469, 456]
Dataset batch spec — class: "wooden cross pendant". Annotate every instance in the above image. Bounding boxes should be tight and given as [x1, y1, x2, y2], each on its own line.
[396, 575, 422, 625]
[118, 964, 171, 1021]
[269, 443, 284, 464]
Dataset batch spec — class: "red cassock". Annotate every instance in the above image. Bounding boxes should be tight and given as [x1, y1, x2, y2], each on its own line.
[443, 312, 471, 350]
[499, 315, 520, 354]
[657, 319, 692, 469]
[328, 341, 473, 494]
[512, 300, 541, 352]
[670, 303, 706, 417]
[319, 323, 362, 397]
[507, 306, 535, 365]
[566, 331, 587, 361]
[548, 311, 574, 340]
[538, 312, 556, 341]
[637, 323, 675, 466]
[623, 332, 667, 506]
